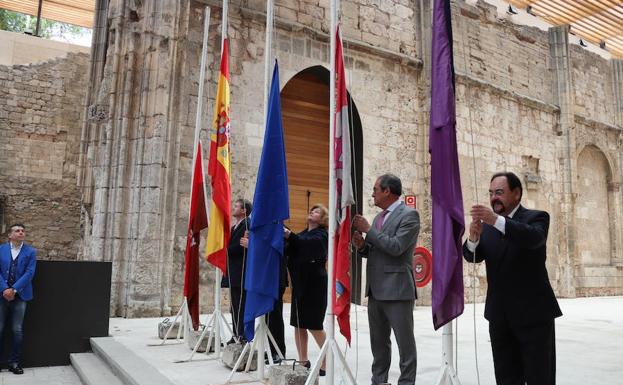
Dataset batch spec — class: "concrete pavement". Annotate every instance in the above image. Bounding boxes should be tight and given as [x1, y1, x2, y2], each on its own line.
[2, 296, 622, 384]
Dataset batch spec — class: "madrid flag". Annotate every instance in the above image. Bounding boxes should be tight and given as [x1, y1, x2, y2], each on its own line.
[184, 141, 209, 330]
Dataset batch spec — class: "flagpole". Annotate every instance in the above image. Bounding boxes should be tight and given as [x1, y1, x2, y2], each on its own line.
[258, 0, 274, 379]
[188, 4, 210, 341]
[305, 1, 353, 384]
[169, 6, 217, 360]
[325, 0, 337, 382]
[196, 7, 211, 348]
[209, 0, 231, 360]
[430, 0, 465, 383]
[434, 323, 461, 385]
[263, 0, 274, 123]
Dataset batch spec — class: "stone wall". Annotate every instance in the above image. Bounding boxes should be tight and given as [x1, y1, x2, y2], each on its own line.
[242, 0, 420, 56]
[68, 0, 623, 315]
[571, 46, 617, 127]
[0, 52, 89, 259]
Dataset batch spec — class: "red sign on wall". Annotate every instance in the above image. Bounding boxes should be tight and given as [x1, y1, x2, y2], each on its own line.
[404, 195, 416, 209]
[413, 246, 432, 288]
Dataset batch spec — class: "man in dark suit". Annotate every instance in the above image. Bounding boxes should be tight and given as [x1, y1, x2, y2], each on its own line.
[265, 246, 287, 363]
[223, 199, 252, 344]
[0, 224, 37, 375]
[352, 174, 420, 385]
[464, 171, 562, 385]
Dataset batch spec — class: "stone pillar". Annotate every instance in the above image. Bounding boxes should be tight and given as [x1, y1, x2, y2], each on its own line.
[413, 0, 431, 304]
[79, 0, 210, 316]
[414, 0, 431, 230]
[612, 60, 623, 128]
[549, 25, 577, 297]
[612, 61, 623, 261]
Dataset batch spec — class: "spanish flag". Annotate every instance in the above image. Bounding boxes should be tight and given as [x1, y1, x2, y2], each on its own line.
[206, 38, 231, 273]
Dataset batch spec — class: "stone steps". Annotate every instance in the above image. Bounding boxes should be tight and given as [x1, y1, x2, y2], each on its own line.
[70, 352, 124, 385]
[71, 337, 174, 385]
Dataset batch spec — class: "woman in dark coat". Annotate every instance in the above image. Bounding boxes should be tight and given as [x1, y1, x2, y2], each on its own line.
[285, 204, 328, 373]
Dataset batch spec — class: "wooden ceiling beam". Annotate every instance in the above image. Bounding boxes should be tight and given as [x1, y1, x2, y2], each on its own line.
[0, 0, 94, 28]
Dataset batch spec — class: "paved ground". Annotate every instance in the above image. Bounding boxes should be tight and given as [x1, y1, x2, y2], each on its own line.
[3, 296, 622, 384]
[108, 296, 623, 385]
[0, 366, 79, 385]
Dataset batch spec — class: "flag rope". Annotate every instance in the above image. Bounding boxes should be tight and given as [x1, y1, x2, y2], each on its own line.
[457, 6, 482, 385]
[343, 35, 361, 383]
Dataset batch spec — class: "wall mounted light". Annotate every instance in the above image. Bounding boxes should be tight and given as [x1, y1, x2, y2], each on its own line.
[506, 5, 518, 15]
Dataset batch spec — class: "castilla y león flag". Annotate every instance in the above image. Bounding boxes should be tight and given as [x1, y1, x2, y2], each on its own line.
[333, 25, 355, 345]
[206, 38, 232, 273]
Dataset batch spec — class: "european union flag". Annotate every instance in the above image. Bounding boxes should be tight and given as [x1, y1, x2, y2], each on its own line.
[243, 61, 289, 341]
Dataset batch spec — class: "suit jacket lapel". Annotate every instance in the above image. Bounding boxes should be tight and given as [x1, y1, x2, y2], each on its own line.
[380, 203, 404, 232]
[493, 205, 525, 273]
[232, 218, 248, 237]
[0, 245, 11, 274]
[16, 244, 26, 259]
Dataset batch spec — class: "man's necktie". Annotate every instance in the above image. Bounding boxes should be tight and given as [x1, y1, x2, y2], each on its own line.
[375, 210, 389, 230]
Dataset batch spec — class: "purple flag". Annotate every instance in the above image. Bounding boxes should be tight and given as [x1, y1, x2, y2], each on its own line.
[429, 0, 465, 330]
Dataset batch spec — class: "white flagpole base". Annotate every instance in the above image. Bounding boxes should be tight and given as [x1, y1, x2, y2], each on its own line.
[434, 322, 462, 385]
[304, 337, 356, 385]
[175, 269, 233, 363]
[173, 308, 231, 363]
[148, 297, 189, 346]
[225, 316, 282, 384]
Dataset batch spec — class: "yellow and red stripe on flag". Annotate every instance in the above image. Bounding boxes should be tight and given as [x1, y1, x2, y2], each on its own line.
[206, 38, 231, 273]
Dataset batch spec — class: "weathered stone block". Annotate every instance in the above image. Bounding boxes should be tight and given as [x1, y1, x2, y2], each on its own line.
[186, 328, 215, 353]
[158, 319, 180, 339]
[221, 343, 257, 371]
[268, 364, 318, 385]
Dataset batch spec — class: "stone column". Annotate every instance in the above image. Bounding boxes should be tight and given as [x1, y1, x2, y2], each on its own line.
[79, 0, 210, 316]
[413, 0, 431, 304]
[415, 0, 431, 220]
[612, 60, 623, 128]
[549, 25, 577, 297]
[612, 61, 623, 262]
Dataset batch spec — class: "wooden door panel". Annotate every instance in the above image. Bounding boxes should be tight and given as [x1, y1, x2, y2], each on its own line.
[281, 72, 329, 303]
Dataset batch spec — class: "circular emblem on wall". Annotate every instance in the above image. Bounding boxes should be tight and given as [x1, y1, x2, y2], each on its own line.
[413, 246, 432, 288]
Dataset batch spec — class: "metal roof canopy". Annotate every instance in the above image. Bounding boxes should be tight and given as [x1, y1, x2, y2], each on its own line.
[508, 0, 623, 58]
[0, 0, 94, 29]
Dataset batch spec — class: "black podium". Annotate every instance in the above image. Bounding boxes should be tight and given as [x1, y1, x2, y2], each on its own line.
[2, 260, 112, 367]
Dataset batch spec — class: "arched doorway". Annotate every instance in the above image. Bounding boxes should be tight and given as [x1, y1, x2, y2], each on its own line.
[575, 145, 616, 296]
[280, 66, 364, 303]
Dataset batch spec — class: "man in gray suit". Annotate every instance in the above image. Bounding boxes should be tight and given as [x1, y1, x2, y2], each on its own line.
[353, 174, 420, 385]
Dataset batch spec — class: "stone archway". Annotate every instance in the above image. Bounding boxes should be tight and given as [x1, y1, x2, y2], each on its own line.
[575, 145, 618, 296]
[280, 65, 364, 303]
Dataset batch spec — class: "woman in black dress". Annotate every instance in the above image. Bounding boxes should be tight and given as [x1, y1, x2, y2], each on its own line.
[285, 204, 328, 373]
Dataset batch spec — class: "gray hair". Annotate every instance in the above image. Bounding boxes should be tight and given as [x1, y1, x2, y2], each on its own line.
[377, 174, 402, 196]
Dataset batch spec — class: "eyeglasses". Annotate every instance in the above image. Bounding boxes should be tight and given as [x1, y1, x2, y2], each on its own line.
[488, 189, 505, 198]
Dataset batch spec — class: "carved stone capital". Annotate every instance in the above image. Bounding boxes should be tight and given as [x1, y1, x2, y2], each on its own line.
[87, 104, 109, 122]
